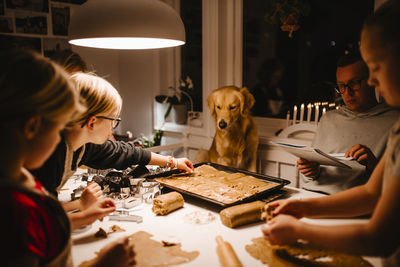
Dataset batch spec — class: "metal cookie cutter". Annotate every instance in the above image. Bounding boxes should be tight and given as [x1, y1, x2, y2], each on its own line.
[109, 210, 143, 223]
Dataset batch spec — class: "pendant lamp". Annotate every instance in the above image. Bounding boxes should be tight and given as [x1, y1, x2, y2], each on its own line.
[69, 0, 186, 50]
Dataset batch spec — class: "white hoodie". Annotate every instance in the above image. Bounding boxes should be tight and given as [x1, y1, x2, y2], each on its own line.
[301, 103, 400, 194]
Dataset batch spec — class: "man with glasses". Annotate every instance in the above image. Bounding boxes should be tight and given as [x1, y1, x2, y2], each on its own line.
[298, 51, 400, 194]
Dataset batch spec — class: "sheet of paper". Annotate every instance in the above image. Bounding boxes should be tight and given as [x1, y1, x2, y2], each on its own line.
[328, 153, 355, 161]
[271, 142, 352, 169]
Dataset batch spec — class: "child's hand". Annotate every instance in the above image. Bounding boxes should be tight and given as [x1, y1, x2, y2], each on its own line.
[265, 199, 306, 219]
[82, 198, 116, 224]
[95, 236, 135, 267]
[175, 157, 194, 173]
[262, 214, 300, 245]
[80, 182, 103, 210]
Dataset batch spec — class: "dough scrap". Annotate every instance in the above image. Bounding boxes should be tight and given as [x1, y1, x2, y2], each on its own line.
[79, 231, 199, 267]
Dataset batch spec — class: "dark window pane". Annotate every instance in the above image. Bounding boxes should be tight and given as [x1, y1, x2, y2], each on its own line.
[243, 0, 373, 118]
[181, 0, 202, 112]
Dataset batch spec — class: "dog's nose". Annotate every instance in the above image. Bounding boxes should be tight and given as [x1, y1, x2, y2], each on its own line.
[219, 120, 227, 129]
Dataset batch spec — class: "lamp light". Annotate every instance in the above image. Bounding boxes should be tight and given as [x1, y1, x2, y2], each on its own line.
[69, 0, 186, 50]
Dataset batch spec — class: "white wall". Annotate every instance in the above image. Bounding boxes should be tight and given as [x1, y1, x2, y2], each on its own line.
[118, 50, 158, 138]
[72, 47, 158, 139]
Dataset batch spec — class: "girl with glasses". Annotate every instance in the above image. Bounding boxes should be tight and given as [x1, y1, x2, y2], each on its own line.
[0, 49, 135, 267]
[32, 72, 194, 198]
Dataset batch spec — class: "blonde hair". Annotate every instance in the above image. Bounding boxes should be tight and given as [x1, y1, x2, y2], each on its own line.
[70, 72, 122, 124]
[0, 49, 84, 128]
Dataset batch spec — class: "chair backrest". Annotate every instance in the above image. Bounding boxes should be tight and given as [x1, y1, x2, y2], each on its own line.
[278, 123, 317, 141]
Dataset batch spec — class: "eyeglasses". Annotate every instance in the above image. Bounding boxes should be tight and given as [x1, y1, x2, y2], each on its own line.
[80, 115, 121, 129]
[335, 78, 367, 94]
[96, 116, 121, 129]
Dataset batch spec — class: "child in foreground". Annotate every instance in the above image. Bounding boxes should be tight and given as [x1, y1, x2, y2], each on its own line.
[262, 1, 400, 265]
[0, 49, 135, 266]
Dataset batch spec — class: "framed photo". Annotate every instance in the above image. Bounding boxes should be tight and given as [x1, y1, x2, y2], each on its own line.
[6, 0, 49, 13]
[51, 5, 69, 36]
[15, 12, 48, 35]
[51, 0, 87, 4]
[43, 37, 70, 57]
[0, 34, 42, 52]
[0, 17, 13, 33]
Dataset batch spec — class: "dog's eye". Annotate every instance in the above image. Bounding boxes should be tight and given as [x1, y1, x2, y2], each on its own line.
[217, 105, 221, 109]
[229, 105, 236, 110]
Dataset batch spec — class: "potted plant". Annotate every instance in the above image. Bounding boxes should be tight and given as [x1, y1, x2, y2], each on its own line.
[265, 0, 311, 38]
[155, 76, 194, 125]
[133, 129, 163, 148]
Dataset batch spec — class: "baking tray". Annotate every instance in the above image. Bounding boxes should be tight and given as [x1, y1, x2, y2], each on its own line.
[146, 162, 290, 207]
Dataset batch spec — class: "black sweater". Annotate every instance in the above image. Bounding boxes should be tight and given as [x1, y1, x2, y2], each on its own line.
[31, 135, 151, 196]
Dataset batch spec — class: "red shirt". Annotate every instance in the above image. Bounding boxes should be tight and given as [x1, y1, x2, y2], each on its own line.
[0, 178, 67, 264]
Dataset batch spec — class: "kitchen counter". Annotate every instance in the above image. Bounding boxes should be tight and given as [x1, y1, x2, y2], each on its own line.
[61, 173, 382, 267]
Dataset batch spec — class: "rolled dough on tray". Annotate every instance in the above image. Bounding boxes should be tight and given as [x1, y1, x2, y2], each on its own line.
[155, 165, 278, 205]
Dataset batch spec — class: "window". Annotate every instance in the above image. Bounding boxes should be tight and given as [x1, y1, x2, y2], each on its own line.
[243, 0, 374, 118]
[180, 0, 202, 112]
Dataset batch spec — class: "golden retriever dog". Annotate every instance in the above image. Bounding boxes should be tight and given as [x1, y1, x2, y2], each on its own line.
[205, 86, 258, 172]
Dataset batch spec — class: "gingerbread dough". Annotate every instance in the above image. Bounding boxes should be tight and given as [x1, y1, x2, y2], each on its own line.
[79, 231, 199, 267]
[245, 237, 372, 267]
[155, 165, 278, 205]
[152, 191, 184, 215]
[220, 200, 266, 228]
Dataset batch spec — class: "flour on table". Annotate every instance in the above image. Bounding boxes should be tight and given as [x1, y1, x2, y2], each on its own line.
[184, 210, 216, 225]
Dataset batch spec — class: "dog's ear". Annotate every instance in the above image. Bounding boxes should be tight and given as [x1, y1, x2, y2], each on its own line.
[239, 87, 255, 116]
[207, 90, 217, 118]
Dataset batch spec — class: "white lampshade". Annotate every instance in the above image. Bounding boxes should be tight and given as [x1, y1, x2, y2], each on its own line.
[69, 0, 186, 50]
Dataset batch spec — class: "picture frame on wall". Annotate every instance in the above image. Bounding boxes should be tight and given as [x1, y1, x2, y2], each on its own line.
[0, 34, 42, 52]
[51, 0, 87, 4]
[43, 37, 70, 57]
[15, 12, 48, 35]
[6, 0, 49, 13]
[0, 17, 14, 33]
[51, 6, 69, 36]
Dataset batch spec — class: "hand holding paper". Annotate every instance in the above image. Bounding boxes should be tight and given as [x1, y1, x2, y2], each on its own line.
[297, 158, 320, 177]
[345, 144, 377, 171]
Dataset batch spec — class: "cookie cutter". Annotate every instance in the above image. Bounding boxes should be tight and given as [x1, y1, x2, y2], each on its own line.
[109, 210, 143, 223]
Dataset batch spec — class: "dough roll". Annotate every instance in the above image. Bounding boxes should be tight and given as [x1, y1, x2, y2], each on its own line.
[152, 191, 184, 215]
[216, 235, 243, 267]
[219, 200, 266, 228]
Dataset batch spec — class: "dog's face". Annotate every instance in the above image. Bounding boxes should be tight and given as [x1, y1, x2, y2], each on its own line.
[207, 86, 255, 131]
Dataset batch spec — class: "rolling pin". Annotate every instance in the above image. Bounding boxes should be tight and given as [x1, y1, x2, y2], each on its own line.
[219, 200, 266, 228]
[216, 235, 243, 267]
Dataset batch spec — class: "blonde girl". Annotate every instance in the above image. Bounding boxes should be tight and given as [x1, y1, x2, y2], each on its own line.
[0, 49, 135, 267]
[32, 72, 194, 196]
